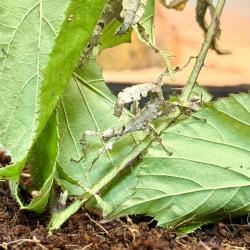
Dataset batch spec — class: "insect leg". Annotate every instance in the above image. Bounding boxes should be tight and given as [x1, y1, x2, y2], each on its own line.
[189, 114, 207, 122]
[130, 100, 140, 115]
[71, 130, 100, 162]
[90, 141, 114, 169]
[148, 124, 173, 156]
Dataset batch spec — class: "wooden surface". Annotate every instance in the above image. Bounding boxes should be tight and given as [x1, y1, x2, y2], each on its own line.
[97, 1, 250, 87]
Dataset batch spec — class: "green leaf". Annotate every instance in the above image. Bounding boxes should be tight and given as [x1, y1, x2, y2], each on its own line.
[99, 19, 131, 51]
[107, 93, 250, 231]
[56, 60, 141, 193]
[0, 0, 71, 179]
[37, 0, 107, 145]
[0, 0, 107, 180]
[49, 199, 83, 231]
[9, 112, 59, 213]
[25, 112, 59, 213]
[49, 60, 144, 230]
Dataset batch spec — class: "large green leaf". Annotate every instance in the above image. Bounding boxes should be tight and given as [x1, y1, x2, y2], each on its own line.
[0, 0, 107, 179]
[56, 60, 141, 195]
[107, 93, 250, 232]
[0, 0, 70, 179]
[49, 60, 144, 230]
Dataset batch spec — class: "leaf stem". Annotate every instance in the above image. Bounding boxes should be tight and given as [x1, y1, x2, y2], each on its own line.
[181, 0, 227, 101]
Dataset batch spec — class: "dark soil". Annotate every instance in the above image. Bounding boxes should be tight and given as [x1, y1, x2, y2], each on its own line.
[1, 181, 250, 250]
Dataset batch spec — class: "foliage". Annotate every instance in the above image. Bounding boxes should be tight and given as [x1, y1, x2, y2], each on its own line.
[0, 0, 249, 233]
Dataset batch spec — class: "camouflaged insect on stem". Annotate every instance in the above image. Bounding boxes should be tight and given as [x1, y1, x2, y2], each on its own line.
[78, 0, 123, 67]
[116, 0, 147, 35]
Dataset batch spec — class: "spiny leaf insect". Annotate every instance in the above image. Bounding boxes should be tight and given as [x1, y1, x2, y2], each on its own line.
[76, 80, 205, 167]
[116, 0, 147, 35]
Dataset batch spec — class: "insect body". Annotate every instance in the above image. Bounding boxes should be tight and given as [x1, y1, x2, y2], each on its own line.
[116, 0, 147, 35]
[84, 98, 163, 143]
[78, 82, 205, 165]
[80, 97, 172, 165]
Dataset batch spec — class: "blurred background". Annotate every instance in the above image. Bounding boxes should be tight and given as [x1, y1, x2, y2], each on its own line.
[97, 0, 250, 90]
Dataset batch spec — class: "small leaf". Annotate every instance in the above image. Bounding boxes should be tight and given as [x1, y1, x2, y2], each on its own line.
[49, 199, 83, 231]
[26, 112, 59, 212]
[195, 0, 230, 54]
[116, 0, 147, 35]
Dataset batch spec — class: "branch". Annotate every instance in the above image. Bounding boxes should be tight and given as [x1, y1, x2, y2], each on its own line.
[181, 0, 227, 101]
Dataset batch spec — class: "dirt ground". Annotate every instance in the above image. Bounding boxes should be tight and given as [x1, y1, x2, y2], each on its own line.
[1, 181, 250, 250]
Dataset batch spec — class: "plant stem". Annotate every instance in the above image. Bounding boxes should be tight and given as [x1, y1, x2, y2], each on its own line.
[181, 0, 227, 101]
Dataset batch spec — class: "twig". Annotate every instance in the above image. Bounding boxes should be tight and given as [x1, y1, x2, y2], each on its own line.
[221, 244, 247, 250]
[0, 236, 48, 250]
[199, 240, 212, 250]
[85, 213, 109, 236]
[157, 55, 198, 92]
[0, 206, 6, 215]
[80, 243, 93, 250]
[181, 0, 227, 101]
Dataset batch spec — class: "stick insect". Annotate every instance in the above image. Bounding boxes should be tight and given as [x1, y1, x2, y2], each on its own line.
[75, 78, 205, 166]
[116, 0, 147, 35]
